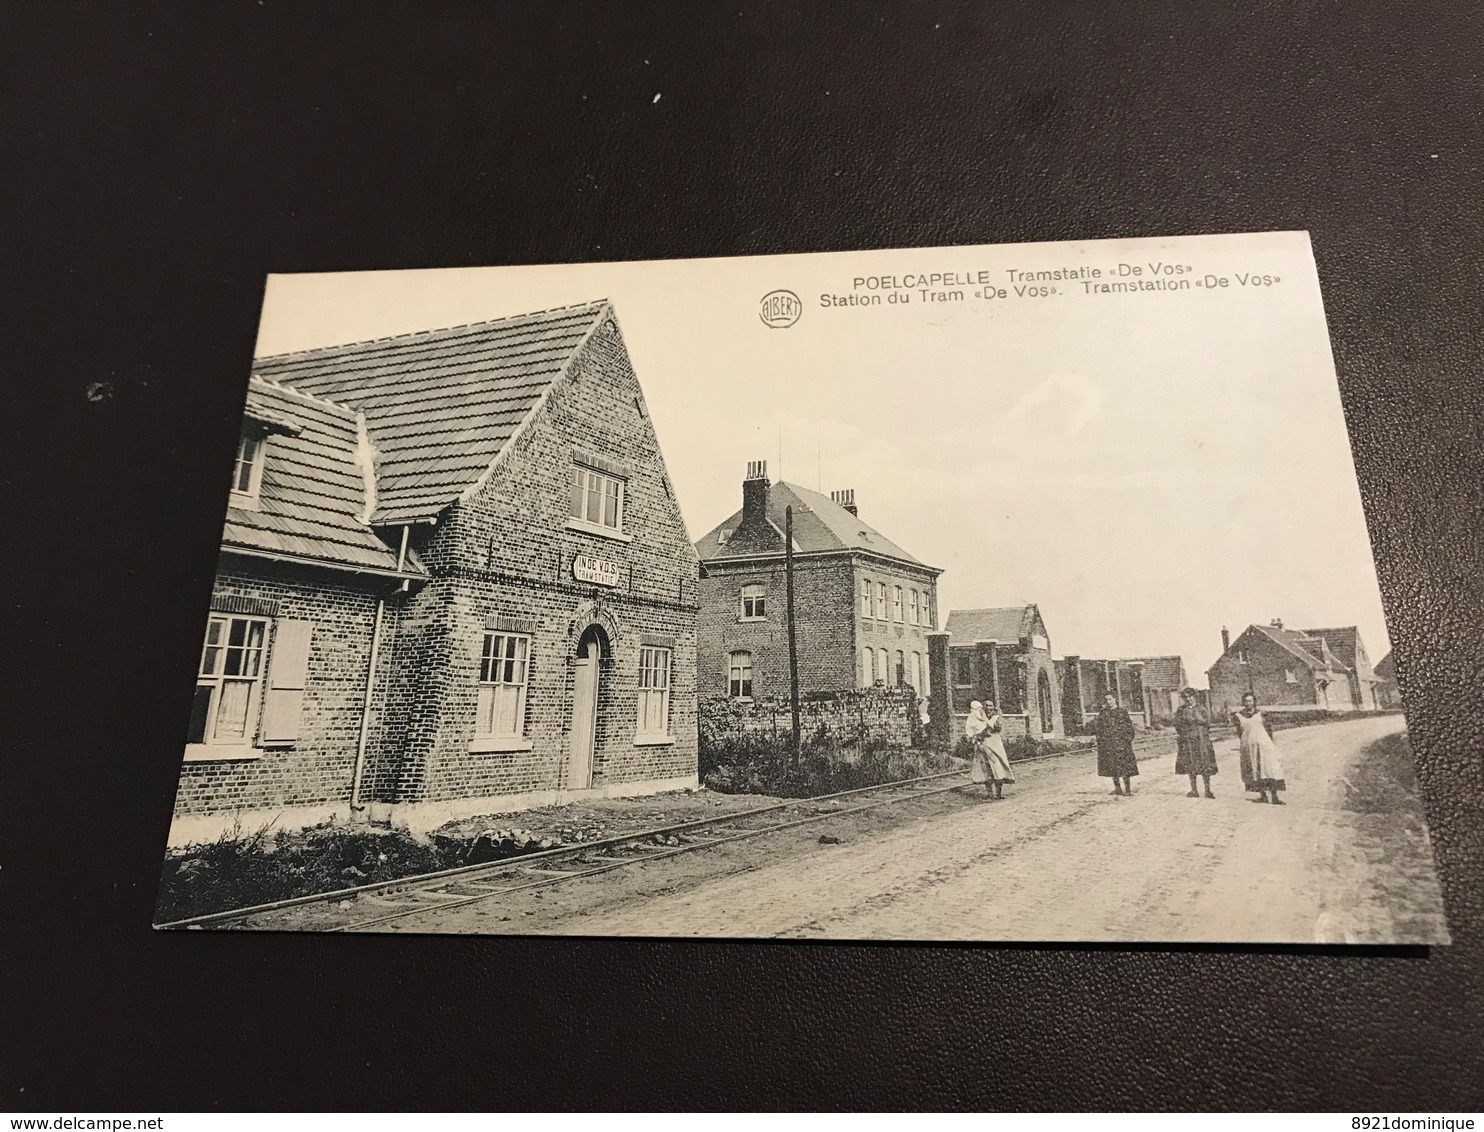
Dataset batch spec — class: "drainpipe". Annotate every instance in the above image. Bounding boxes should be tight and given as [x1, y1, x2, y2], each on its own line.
[350, 525, 410, 819]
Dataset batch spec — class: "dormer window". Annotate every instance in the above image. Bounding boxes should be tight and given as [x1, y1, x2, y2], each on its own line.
[230, 431, 266, 509]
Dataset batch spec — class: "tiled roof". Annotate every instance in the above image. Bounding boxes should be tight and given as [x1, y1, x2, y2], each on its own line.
[1133, 656, 1186, 689]
[1250, 624, 1347, 672]
[223, 379, 422, 575]
[252, 302, 609, 524]
[1302, 626, 1362, 671]
[695, 481, 930, 568]
[944, 606, 1038, 643]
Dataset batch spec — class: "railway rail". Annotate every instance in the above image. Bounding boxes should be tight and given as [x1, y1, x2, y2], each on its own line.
[157, 732, 1175, 934]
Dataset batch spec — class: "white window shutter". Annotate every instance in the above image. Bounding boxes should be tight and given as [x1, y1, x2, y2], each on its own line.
[260, 619, 313, 744]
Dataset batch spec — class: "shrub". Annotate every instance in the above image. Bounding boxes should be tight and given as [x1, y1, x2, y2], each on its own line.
[155, 819, 462, 924]
[702, 733, 959, 798]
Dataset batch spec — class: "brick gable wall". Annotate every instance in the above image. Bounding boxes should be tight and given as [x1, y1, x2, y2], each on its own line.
[373, 314, 701, 806]
[1208, 629, 1328, 716]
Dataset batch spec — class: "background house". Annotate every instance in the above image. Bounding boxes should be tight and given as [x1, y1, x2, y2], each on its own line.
[929, 605, 1063, 744]
[1207, 619, 1367, 717]
[1302, 625, 1380, 710]
[694, 464, 942, 701]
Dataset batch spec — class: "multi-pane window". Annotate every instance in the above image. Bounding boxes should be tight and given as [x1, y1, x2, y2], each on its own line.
[728, 651, 754, 699]
[569, 465, 624, 531]
[920, 591, 933, 629]
[637, 646, 672, 735]
[859, 578, 872, 618]
[875, 582, 887, 620]
[860, 647, 871, 688]
[869, 648, 882, 685]
[894, 650, 905, 685]
[911, 651, 923, 693]
[190, 615, 268, 744]
[909, 589, 920, 625]
[740, 583, 767, 620]
[892, 586, 903, 622]
[476, 633, 530, 738]
[231, 433, 264, 504]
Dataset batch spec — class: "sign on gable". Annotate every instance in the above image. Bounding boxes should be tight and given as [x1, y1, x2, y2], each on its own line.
[573, 553, 621, 588]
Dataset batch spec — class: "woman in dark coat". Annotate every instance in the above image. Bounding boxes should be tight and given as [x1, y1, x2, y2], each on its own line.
[1092, 692, 1139, 795]
[1173, 687, 1218, 799]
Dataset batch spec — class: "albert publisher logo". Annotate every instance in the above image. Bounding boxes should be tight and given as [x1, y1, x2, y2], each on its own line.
[759, 289, 802, 328]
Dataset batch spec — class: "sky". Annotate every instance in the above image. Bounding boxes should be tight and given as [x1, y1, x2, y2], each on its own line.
[252, 231, 1394, 686]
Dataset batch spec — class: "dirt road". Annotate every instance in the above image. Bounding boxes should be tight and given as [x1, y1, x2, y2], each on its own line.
[282, 715, 1449, 943]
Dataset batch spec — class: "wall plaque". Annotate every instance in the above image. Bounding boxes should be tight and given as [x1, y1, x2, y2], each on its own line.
[572, 553, 620, 588]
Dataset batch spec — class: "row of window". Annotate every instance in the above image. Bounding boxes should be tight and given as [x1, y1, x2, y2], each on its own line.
[859, 578, 931, 627]
[860, 646, 929, 694]
[471, 630, 673, 741]
[190, 616, 672, 749]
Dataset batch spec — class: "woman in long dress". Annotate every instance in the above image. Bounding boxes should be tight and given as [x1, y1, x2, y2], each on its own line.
[1233, 692, 1287, 804]
[1092, 692, 1139, 796]
[1173, 687, 1218, 799]
[964, 700, 1015, 800]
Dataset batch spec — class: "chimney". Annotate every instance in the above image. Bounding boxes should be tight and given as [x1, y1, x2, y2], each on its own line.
[742, 460, 770, 525]
[1221, 627, 1231, 653]
[830, 488, 858, 516]
[1271, 617, 1284, 631]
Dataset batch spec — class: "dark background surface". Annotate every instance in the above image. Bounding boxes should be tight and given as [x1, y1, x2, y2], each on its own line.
[4, 0, 1482, 1112]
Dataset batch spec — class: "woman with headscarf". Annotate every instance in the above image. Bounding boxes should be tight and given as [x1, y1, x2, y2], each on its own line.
[1092, 692, 1139, 796]
[964, 699, 1015, 800]
[1173, 687, 1218, 799]
[1233, 691, 1287, 804]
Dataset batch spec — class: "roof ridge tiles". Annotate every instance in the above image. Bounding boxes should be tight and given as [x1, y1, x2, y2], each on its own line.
[249, 373, 359, 416]
[250, 299, 610, 363]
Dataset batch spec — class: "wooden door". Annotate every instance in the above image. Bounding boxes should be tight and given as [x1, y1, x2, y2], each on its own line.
[568, 638, 599, 790]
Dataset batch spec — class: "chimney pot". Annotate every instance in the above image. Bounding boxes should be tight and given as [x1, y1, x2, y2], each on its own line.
[1271, 617, 1284, 630]
[830, 487, 859, 516]
[739, 460, 771, 532]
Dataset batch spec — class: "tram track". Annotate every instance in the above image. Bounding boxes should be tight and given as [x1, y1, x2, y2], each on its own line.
[157, 734, 1174, 934]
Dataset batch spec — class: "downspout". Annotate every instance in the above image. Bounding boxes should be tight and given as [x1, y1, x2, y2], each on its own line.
[350, 524, 410, 819]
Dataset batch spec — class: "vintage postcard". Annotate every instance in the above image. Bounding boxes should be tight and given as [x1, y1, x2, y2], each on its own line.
[154, 231, 1449, 943]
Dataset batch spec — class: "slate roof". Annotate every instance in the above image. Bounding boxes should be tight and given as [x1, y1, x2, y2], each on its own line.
[224, 379, 423, 576]
[944, 606, 1040, 643]
[1132, 656, 1187, 689]
[252, 302, 609, 525]
[695, 481, 932, 568]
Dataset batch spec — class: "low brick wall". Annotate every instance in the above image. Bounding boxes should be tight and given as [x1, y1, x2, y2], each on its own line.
[700, 688, 925, 755]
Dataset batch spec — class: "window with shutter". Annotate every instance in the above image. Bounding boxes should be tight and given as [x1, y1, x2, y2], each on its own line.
[260, 619, 313, 745]
[185, 613, 284, 761]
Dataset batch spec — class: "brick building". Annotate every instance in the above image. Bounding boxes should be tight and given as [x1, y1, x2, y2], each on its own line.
[1057, 654, 1188, 732]
[694, 466, 942, 701]
[169, 301, 700, 845]
[1206, 619, 1375, 717]
[928, 605, 1064, 744]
